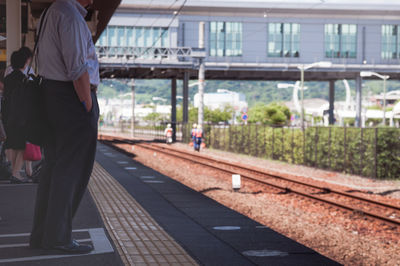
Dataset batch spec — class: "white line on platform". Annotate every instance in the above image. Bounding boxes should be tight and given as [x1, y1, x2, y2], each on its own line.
[213, 226, 241, 230]
[0, 228, 92, 238]
[117, 161, 128, 164]
[143, 180, 164, 183]
[0, 243, 27, 248]
[124, 167, 137, 170]
[140, 176, 155, 179]
[0, 184, 36, 187]
[90, 228, 113, 254]
[0, 239, 92, 249]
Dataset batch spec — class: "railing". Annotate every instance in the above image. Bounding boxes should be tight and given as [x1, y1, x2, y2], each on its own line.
[95, 46, 202, 61]
[99, 121, 185, 142]
[198, 124, 400, 179]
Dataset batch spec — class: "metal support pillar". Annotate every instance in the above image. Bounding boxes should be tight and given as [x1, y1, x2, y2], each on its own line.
[355, 75, 362, 127]
[171, 78, 177, 142]
[130, 79, 135, 138]
[6, 0, 21, 64]
[183, 71, 189, 124]
[300, 67, 305, 130]
[198, 22, 205, 126]
[329, 80, 335, 125]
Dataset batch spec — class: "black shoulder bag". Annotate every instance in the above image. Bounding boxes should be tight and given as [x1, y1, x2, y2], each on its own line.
[23, 6, 51, 146]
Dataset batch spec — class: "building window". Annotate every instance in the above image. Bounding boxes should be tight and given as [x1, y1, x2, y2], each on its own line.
[96, 26, 170, 48]
[268, 23, 300, 57]
[97, 27, 108, 46]
[325, 24, 357, 58]
[210, 22, 242, 57]
[382, 25, 399, 59]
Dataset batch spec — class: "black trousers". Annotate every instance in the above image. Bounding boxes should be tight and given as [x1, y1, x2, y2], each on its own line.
[30, 79, 99, 247]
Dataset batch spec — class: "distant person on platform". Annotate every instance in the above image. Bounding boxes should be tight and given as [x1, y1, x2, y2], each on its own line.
[30, 0, 99, 254]
[194, 124, 203, 152]
[191, 123, 197, 146]
[164, 123, 173, 144]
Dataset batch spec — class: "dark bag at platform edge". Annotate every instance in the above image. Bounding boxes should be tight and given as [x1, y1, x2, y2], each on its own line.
[21, 5, 51, 146]
[22, 74, 48, 146]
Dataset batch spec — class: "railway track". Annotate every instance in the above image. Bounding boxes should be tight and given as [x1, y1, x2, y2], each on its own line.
[100, 136, 400, 227]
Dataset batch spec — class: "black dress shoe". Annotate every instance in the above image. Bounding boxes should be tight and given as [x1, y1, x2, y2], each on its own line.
[52, 240, 93, 254]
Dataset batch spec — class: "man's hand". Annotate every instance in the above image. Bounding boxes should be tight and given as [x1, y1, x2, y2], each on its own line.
[73, 71, 92, 112]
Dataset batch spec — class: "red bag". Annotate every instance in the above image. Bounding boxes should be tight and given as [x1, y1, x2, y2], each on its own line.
[24, 143, 42, 161]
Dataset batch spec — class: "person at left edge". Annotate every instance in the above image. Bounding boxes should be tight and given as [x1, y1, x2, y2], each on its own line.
[29, 0, 99, 254]
[4, 47, 35, 179]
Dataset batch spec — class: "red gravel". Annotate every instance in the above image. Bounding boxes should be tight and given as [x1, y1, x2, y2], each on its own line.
[111, 141, 400, 266]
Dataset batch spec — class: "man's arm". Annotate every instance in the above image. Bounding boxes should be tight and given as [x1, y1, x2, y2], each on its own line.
[73, 71, 92, 112]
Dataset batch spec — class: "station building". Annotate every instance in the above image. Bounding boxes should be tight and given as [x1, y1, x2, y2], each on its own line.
[193, 89, 248, 112]
[101, 0, 400, 69]
[95, 0, 400, 126]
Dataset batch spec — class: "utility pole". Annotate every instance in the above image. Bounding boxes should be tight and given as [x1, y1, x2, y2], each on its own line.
[198, 22, 205, 126]
[355, 75, 362, 127]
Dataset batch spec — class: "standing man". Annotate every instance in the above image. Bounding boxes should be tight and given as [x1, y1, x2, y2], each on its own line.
[30, 0, 99, 253]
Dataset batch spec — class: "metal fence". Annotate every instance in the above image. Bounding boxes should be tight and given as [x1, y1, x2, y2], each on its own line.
[99, 121, 185, 142]
[196, 124, 400, 179]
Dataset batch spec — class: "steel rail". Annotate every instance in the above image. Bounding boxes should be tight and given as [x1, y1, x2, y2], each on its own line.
[150, 142, 400, 211]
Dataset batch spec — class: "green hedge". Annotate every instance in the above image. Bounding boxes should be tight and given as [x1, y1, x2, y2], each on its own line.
[204, 125, 400, 179]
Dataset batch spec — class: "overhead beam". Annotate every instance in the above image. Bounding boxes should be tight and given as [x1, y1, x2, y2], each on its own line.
[92, 0, 122, 43]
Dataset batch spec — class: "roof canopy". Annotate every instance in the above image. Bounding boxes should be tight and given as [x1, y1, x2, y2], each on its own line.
[30, 0, 122, 42]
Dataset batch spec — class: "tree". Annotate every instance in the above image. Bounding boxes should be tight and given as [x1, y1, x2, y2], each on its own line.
[204, 105, 234, 123]
[144, 112, 164, 123]
[247, 102, 291, 126]
[177, 105, 198, 123]
[177, 105, 235, 124]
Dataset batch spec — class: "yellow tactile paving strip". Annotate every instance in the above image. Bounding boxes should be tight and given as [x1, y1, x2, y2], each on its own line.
[88, 162, 198, 266]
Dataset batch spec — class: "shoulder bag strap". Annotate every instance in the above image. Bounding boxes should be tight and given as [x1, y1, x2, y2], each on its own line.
[26, 5, 51, 76]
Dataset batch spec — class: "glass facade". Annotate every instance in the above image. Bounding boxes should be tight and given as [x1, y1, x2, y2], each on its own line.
[97, 26, 170, 47]
[268, 23, 300, 57]
[382, 25, 399, 59]
[209, 22, 242, 57]
[325, 24, 357, 58]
